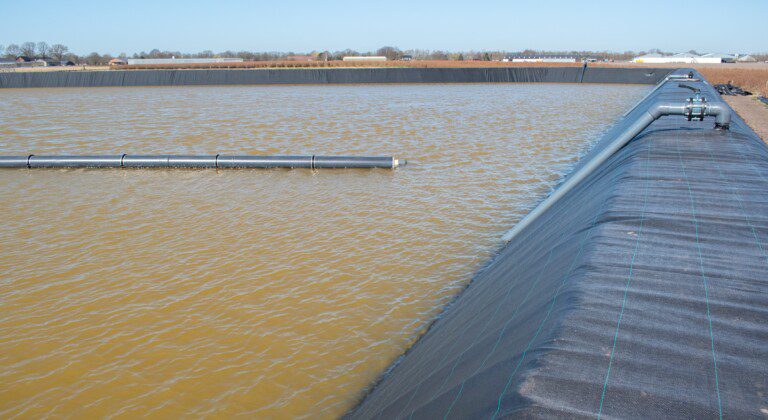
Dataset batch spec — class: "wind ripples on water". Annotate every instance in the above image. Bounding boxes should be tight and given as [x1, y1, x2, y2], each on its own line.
[0, 83, 647, 417]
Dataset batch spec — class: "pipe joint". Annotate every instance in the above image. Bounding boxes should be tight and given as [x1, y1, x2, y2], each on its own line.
[648, 100, 730, 130]
[703, 102, 731, 129]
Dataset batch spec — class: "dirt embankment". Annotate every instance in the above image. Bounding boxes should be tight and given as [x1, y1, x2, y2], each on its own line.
[117, 60, 584, 70]
[698, 68, 768, 96]
[725, 95, 768, 143]
[7, 61, 767, 96]
[115, 61, 768, 96]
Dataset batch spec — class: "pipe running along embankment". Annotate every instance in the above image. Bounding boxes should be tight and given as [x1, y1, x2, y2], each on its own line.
[500, 82, 731, 243]
[0, 67, 670, 88]
[348, 69, 768, 418]
[0, 155, 403, 170]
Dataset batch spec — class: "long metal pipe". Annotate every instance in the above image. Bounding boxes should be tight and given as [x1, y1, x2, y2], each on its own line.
[0, 155, 404, 169]
[500, 100, 731, 242]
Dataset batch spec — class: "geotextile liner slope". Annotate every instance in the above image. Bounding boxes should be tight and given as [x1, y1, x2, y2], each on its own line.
[348, 70, 768, 418]
[0, 67, 668, 88]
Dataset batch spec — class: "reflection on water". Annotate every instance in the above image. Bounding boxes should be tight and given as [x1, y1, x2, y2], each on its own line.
[0, 83, 646, 417]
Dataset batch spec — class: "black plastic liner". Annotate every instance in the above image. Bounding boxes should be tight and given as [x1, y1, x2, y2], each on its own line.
[348, 70, 768, 418]
[0, 67, 669, 89]
[714, 83, 753, 96]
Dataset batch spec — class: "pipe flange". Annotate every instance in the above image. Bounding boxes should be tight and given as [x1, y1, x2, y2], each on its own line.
[685, 97, 707, 121]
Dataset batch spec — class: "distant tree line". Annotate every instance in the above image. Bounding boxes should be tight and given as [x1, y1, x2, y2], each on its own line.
[1, 42, 75, 62]
[2, 42, 766, 65]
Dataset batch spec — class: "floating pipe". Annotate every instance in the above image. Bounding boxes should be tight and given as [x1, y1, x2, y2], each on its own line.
[121, 155, 219, 168]
[0, 155, 404, 169]
[500, 97, 730, 243]
[28, 155, 124, 168]
[0, 156, 33, 168]
[217, 155, 313, 169]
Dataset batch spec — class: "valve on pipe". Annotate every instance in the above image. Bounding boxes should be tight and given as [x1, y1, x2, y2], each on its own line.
[0, 155, 406, 170]
[676, 83, 730, 129]
[679, 84, 706, 122]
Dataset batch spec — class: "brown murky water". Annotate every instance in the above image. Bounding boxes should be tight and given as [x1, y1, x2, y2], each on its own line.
[0, 83, 646, 418]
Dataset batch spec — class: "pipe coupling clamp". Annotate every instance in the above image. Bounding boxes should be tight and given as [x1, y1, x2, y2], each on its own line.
[684, 96, 707, 121]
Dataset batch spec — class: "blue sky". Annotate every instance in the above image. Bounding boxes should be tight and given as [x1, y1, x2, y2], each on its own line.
[2, 0, 766, 55]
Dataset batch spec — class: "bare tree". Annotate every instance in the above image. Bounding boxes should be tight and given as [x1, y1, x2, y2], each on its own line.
[376, 46, 402, 60]
[5, 43, 20, 58]
[85, 52, 103, 65]
[50, 44, 70, 61]
[331, 49, 359, 60]
[36, 42, 50, 58]
[20, 42, 36, 58]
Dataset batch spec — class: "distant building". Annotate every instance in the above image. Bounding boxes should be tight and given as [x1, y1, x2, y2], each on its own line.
[633, 52, 737, 64]
[1, 56, 74, 68]
[401, 55, 413, 61]
[701, 53, 736, 63]
[109, 58, 128, 66]
[507, 55, 578, 63]
[737, 54, 757, 63]
[285, 55, 314, 62]
[13, 57, 45, 67]
[125, 57, 244, 65]
[631, 53, 662, 63]
[633, 53, 700, 63]
[342, 56, 387, 62]
[673, 52, 704, 62]
[36, 59, 60, 67]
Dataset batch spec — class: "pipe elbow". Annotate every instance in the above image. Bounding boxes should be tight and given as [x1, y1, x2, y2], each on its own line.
[647, 102, 666, 120]
[706, 103, 731, 128]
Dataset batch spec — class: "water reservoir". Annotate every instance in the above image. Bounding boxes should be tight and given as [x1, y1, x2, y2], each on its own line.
[0, 83, 648, 417]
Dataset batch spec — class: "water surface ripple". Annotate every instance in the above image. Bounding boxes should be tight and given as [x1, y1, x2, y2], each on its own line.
[0, 83, 646, 418]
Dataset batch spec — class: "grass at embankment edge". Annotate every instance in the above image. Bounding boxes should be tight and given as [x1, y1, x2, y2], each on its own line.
[697, 67, 768, 96]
